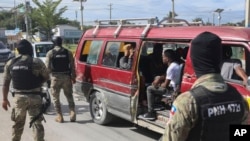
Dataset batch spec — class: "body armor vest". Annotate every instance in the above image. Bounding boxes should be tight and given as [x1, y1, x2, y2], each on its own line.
[51, 48, 70, 74]
[186, 85, 245, 141]
[11, 57, 42, 90]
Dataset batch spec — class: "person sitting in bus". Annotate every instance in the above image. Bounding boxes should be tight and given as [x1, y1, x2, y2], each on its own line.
[147, 43, 167, 83]
[182, 46, 189, 60]
[220, 45, 248, 85]
[139, 49, 181, 120]
[175, 48, 185, 64]
[103, 44, 119, 67]
[119, 43, 135, 70]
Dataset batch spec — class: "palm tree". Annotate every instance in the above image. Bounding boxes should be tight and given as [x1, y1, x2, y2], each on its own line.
[31, 0, 67, 40]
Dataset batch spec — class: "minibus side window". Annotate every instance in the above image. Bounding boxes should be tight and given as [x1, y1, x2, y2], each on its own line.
[231, 46, 245, 70]
[102, 42, 120, 67]
[221, 45, 247, 82]
[101, 41, 136, 69]
[79, 40, 103, 64]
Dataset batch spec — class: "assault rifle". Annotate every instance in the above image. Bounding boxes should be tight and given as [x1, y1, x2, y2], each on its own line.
[29, 87, 51, 128]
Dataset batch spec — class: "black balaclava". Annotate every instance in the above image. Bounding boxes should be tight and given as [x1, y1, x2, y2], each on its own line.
[17, 39, 33, 56]
[52, 36, 63, 47]
[190, 31, 222, 78]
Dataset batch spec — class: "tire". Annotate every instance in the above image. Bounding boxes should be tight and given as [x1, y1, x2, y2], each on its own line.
[89, 91, 113, 125]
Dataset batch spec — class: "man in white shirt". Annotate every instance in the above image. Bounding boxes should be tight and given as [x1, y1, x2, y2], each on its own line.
[139, 49, 181, 120]
[220, 45, 248, 85]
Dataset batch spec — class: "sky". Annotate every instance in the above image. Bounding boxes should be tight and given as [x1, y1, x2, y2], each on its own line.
[0, 0, 246, 26]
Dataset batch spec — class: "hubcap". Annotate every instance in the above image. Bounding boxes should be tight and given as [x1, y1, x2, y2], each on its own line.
[92, 97, 103, 119]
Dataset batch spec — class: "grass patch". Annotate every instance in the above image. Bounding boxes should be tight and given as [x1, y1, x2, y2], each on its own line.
[63, 44, 77, 55]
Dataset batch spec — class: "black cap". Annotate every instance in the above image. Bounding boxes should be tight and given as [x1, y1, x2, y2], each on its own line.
[190, 31, 222, 78]
[17, 39, 33, 56]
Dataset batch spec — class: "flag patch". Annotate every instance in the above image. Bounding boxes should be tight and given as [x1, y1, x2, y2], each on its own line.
[170, 105, 177, 116]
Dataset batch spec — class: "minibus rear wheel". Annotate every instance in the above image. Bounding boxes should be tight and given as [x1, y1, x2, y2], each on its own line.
[89, 91, 113, 125]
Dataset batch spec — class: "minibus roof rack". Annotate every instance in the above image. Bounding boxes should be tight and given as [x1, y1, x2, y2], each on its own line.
[92, 17, 158, 38]
[158, 17, 204, 27]
[92, 17, 204, 37]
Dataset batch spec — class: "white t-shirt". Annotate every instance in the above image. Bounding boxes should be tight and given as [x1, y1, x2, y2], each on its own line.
[166, 62, 181, 91]
[221, 59, 241, 80]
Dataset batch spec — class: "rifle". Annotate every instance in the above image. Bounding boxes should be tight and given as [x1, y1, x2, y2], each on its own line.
[29, 87, 51, 128]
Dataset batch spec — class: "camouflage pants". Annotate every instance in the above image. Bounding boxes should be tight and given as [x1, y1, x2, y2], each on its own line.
[50, 75, 75, 114]
[11, 94, 44, 141]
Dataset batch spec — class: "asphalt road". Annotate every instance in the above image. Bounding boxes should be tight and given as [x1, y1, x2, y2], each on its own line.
[0, 71, 161, 141]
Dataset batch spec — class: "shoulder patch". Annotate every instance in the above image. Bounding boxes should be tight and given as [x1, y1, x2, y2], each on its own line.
[168, 105, 177, 124]
[170, 105, 177, 116]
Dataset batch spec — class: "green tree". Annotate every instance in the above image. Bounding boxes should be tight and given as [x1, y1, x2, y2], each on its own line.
[31, 0, 67, 40]
[57, 17, 80, 28]
[0, 3, 26, 30]
[192, 17, 203, 22]
[0, 10, 15, 29]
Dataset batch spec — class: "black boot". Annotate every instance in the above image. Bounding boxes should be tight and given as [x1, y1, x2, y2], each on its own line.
[139, 111, 156, 120]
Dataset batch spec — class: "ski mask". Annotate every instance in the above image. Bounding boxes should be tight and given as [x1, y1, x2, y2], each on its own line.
[190, 31, 222, 78]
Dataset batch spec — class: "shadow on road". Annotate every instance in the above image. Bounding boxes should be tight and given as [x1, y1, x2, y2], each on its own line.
[47, 104, 89, 114]
[106, 117, 162, 140]
[107, 117, 134, 128]
[131, 127, 162, 140]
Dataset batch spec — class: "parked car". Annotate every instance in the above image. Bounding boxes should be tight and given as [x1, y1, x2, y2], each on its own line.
[31, 41, 54, 88]
[74, 18, 250, 134]
[32, 41, 54, 63]
[0, 41, 15, 70]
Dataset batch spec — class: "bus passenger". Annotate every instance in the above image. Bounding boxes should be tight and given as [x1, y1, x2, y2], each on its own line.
[140, 49, 181, 120]
[119, 43, 135, 70]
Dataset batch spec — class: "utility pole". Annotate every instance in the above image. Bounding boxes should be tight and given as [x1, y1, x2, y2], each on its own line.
[108, 3, 112, 22]
[214, 8, 223, 26]
[14, 0, 17, 28]
[73, 0, 87, 31]
[75, 10, 78, 22]
[212, 12, 215, 26]
[25, 0, 29, 41]
[171, 0, 175, 23]
[245, 0, 250, 27]
[80, 1, 84, 30]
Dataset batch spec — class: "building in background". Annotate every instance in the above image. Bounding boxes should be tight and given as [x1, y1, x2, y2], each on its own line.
[52, 24, 83, 44]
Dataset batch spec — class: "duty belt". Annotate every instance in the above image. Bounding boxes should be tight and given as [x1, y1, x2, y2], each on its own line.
[12, 91, 41, 97]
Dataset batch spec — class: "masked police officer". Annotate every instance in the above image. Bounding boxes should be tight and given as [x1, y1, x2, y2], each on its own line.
[45, 36, 76, 123]
[2, 39, 49, 141]
[162, 32, 249, 141]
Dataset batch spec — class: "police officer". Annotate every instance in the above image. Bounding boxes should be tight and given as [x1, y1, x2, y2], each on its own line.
[45, 36, 76, 123]
[162, 32, 249, 141]
[2, 39, 49, 141]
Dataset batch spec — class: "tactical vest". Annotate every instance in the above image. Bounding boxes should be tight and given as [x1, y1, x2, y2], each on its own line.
[186, 85, 245, 141]
[10, 56, 42, 90]
[51, 48, 70, 74]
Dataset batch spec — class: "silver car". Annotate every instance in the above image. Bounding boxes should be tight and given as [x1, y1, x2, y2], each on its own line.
[0, 41, 15, 70]
[32, 41, 54, 63]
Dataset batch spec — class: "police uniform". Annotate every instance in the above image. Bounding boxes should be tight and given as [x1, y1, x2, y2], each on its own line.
[162, 32, 250, 141]
[3, 54, 49, 141]
[162, 74, 249, 141]
[45, 45, 76, 122]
